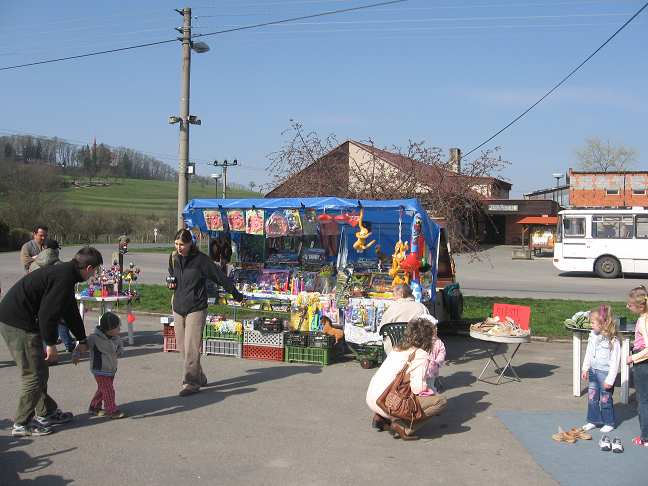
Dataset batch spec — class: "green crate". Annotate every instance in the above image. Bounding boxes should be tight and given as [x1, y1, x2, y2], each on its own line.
[202, 326, 243, 342]
[284, 346, 332, 366]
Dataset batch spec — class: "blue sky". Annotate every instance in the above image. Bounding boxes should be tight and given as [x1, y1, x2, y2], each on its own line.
[1, 0, 646, 197]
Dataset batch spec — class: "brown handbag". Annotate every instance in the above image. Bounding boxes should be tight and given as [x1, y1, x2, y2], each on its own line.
[376, 351, 425, 426]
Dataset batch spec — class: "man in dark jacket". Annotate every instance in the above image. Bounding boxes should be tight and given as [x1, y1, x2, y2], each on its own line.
[0, 246, 103, 437]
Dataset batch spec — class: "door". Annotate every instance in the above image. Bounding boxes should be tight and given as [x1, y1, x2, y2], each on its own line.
[561, 215, 588, 259]
[634, 215, 648, 273]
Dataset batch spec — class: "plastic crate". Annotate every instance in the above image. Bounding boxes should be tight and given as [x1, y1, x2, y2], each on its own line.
[243, 330, 285, 348]
[284, 346, 332, 366]
[202, 339, 242, 358]
[163, 336, 178, 352]
[242, 344, 284, 362]
[163, 324, 175, 338]
[308, 332, 335, 349]
[285, 332, 309, 347]
[203, 326, 242, 342]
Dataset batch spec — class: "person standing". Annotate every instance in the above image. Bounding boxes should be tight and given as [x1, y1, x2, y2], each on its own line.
[20, 225, 48, 272]
[0, 246, 103, 437]
[168, 229, 245, 396]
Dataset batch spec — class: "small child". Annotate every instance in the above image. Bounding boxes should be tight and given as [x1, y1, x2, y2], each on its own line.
[74, 312, 126, 419]
[581, 304, 620, 434]
[420, 316, 446, 396]
[625, 286, 648, 447]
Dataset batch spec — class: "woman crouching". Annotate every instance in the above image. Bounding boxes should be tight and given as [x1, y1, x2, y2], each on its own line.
[365, 316, 447, 440]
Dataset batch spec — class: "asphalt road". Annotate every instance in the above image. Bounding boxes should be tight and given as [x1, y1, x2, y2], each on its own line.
[1, 312, 588, 486]
[1, 244, 645, 302]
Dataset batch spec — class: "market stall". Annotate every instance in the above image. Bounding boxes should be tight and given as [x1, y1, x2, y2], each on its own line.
[517, 215, 557, 256]
[177, 197, 449, 366]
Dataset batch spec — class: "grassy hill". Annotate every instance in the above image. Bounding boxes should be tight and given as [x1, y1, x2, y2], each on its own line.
[62, 178, 260, 215]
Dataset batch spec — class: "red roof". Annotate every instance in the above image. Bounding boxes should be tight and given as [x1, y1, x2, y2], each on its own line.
[517, 216, 558, 225]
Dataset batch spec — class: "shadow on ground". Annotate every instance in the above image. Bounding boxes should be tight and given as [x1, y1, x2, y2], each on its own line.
[0, 419, 75, 485]
[418, 390, 491, 440]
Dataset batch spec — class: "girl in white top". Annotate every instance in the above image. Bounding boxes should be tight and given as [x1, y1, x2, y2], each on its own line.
[581, 304, 620, 433]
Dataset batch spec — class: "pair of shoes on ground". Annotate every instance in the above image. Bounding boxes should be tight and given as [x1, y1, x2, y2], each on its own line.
[13, 409, 73, 437]
[582, 422, 614, 434]
[552, 426, 592, 443]
[371, 414, 419, 440]
[632, 436, 648, 447]
[599, 436, 623, 453]
[88, 407, 126, 419]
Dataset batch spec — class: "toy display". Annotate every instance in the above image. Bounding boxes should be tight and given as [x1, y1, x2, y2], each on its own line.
[246, 209, 264, 235]
[470, 316, 530, 337]
[227, 209, 245, 232]
[204, 210, 224, 231]
[352, 208, 375, 253]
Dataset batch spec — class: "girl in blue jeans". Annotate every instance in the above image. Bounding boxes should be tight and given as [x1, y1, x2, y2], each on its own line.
[581, 304, 620, 434]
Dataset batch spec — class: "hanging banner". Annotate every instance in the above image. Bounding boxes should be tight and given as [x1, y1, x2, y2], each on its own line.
[302, 208, 318, 235]
[245, 209, 265, 235]
[285, 209, 303, 236]
[265, 211, 289, 238]
[203, 210, 224, 231]
[226, 209, 245, 232]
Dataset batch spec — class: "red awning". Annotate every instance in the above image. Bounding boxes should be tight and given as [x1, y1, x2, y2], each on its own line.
[517, 216, 558, 225]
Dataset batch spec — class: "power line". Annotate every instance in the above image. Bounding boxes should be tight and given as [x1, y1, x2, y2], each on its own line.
[463, 1, 648, 158]
[0, 0, 406, 72]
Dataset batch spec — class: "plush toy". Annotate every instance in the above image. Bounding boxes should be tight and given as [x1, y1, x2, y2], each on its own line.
[323, 318, 344, 344]
[389, 240, 409, 285]
[352, 208, 376, 252]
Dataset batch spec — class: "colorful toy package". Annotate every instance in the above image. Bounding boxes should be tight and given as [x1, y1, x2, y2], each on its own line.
[203, 210, 224, 231]
[245, 209, 264, 235]
[257, 269, 291, 292]
[227, 209, 245, 232]
[265, 211, 289, 237]
[284, 209, 302, 236]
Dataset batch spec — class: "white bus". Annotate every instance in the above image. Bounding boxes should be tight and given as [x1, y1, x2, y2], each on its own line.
[553, 207, 648, 278]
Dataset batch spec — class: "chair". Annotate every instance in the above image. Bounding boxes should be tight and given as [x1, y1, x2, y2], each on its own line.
[379, 322, 408, 349]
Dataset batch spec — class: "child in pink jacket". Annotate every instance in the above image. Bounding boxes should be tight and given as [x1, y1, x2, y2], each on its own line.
[420, 316, 446, 395]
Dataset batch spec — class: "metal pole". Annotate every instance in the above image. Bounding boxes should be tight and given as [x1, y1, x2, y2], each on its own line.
[222, 165, 227, 199]
[176, 7, 192, 230]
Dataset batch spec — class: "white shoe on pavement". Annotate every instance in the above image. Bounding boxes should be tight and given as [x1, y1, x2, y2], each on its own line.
[582, 423, 596, 431]
[600, 425, 614, 434]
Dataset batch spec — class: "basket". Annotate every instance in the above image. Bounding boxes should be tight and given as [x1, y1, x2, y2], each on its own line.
[202, 339, 242, 358]
[284, 346, 332, 366]
[285, 332, 309, 347]
[308, 332, 335, 349]
[203, 325, 242, 342]
[242, 344, 284, 361]
[243, 330, 285, 348]
[260, 319, 285, 333]
[163, 336, 178, 352]
[163, 325, 175, 338]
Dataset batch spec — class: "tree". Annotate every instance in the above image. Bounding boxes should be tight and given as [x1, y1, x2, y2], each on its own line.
[266, 121, 509, 252]
[576, 137, 638, 172]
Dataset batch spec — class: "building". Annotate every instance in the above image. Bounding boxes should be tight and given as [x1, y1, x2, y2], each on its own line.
[568, 169, 648, 208]
[524, 184, 570, 207]
[480, 199, 561, 245]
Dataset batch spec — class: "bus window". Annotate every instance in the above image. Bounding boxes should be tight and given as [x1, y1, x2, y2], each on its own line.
[637, 215, 648, 239]
[592, 215, 633, 239]
[564, 217, 585, 238]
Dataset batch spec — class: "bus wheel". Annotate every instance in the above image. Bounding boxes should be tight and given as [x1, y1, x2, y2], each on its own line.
[595, 256, 621, 279]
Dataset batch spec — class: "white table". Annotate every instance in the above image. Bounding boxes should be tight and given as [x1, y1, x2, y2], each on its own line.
[470, 330, 531, 384]
[76, 295, 134, 345]
[568, 325, 634, 405]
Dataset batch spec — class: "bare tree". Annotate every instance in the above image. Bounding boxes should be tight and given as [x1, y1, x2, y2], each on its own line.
[576, 137, 638, 172]
[265, 122, 509, 252]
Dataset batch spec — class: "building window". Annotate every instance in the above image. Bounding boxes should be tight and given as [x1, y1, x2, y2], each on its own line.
[606, 188, 620, 196]
[637, 216, 648, 239]
[564, 217, 586, 238]
[632, 188, 646, 196]
[592, 215, 633, 239]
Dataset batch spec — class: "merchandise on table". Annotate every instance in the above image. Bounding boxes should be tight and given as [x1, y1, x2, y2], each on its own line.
[203, 315, 243, 341]
[470, 316, 530, 337]
[564, 311, 591, 329]
[76, 261, 141, 300]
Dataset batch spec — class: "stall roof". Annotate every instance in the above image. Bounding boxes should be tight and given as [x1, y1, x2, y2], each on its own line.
[517, 216, 558, 225]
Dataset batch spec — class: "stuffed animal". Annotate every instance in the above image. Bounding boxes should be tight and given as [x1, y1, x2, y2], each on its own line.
[322, 317, 344, 344]
[389, 240, 409, 285]
[352, 208, 376, 253]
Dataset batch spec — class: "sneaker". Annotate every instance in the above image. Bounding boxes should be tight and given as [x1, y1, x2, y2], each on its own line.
[611, 438, 624, 453]
[12, 423, 53, 437]
[600, 425, 614, 434]
[632, 436, 648, 447]
[88, 407, 106, 417]
[178, 387, 199, 397]
[599, 435, 612, 452]
[108, 410, 126, 419]
[582, 423, 596, 431]
[34, 409, 73, 427]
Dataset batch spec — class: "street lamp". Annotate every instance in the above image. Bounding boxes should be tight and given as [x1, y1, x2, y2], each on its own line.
[210, 173, 221, 198]
[170, 7, 210, 230]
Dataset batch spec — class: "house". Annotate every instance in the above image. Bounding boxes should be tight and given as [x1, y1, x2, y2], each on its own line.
[568, 169, 648, 208]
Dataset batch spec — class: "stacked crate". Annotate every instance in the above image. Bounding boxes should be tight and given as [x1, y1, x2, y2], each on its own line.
[284, 332, 335, 366]
[242, 323, 285, 361]
[161, 316, 178, 352]
[202, 322, 243, 358]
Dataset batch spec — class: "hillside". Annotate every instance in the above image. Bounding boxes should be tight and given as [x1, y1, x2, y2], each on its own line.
[62, 178, 260, 214]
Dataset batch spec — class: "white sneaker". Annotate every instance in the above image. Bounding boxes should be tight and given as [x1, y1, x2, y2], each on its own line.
[582, 423, 596, 431]
[599, 435, 612, 451]
[600, 425, 614, 433]
[611, 438, 624, 453]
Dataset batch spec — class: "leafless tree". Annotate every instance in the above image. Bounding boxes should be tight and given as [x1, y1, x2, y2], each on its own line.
[576, 137, 638, 172]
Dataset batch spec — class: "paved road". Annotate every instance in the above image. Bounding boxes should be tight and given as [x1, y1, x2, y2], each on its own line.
[455, 246, 647, 302]
[1, 312, 588, 486]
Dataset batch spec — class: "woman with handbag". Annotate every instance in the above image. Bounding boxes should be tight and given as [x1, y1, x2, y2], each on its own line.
[365, 316, 447, 440]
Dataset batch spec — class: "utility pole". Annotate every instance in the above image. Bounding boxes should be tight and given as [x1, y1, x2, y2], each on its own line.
[211, 159, 238, 199]
[169, 7, 209, 230]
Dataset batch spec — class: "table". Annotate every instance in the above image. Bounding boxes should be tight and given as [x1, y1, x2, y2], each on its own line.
[567, 325, 635, 405]
[76, 295, 134, 345]
[470, 330, 531, 384]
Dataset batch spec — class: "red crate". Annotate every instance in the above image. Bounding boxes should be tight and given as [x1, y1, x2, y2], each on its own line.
[163, 336, 178, 352]
[242, 344, 283, 362]
[163, 325, 175, 338]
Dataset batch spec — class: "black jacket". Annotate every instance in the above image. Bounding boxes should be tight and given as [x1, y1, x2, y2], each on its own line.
[168, 249, 244, 316]
[0, 261, 86, 345]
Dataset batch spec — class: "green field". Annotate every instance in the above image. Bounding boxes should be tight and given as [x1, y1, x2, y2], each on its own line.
[62, 178, 259, 214]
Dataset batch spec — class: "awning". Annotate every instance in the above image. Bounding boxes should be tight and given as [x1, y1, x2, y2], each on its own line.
[517, 216, 558, 225]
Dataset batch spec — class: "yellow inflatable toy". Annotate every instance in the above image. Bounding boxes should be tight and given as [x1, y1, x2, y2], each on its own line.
[352, 208, 376, 253]
[389, 240, 409, 286]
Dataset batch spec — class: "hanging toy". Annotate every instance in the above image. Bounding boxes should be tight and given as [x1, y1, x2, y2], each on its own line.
[402, 212, 426, 302]
[389, 240, 409, 286]
[352, 208, 376, 253]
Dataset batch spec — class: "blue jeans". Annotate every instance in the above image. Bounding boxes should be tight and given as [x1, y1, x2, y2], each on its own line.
[633, 361, 648, 440]
[58, 325, 75, 352]
[587, 369, 615, 427]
